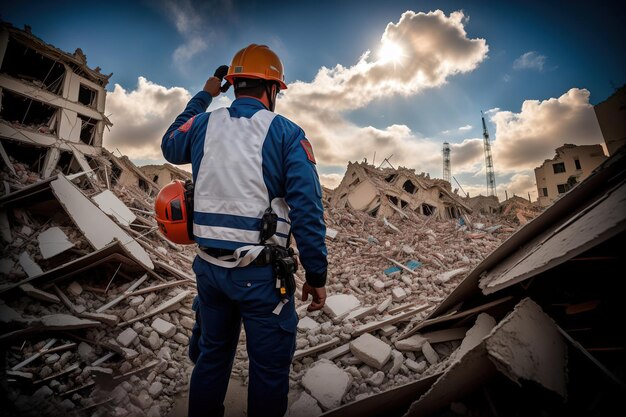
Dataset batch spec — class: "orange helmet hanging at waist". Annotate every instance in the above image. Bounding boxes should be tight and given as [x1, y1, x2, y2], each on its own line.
[224, 44, 287, 90]
[154, 180, 195, 245]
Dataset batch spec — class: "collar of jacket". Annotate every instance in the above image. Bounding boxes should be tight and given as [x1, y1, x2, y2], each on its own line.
[232, 96, 267, 110]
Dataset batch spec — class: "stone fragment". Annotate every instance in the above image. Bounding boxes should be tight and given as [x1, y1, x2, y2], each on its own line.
[323, 294, 361, 318]
[287, 391, 322, 417]
[297, 316, 320, 333]
[421, 341, 440, 365]
[117, 328, 138, 347]
[151, 317, 176, 338]
[349, 333, 392, 370]
[148, 381, 163, 398]
[391, 287, 407, 301]
[395, 334, 427, 351]
[301, 360, 351, 411]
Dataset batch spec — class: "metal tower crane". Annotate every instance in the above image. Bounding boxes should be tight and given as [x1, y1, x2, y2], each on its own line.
[442, 142, 451, 183]
[481, 111, 496, 196]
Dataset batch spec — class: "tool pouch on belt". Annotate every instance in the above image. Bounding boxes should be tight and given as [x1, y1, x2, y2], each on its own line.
[272, 246, 297, 298]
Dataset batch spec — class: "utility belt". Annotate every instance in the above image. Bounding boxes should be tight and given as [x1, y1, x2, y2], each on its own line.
[198, 244, 297, 299]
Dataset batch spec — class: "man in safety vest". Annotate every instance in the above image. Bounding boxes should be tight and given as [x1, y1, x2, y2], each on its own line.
[161, 44, 328, 417]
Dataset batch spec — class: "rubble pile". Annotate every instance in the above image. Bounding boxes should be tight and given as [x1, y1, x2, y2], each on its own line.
[1, 151, 522, 416]
[1, 156, 198, 417]
[229, 199, 520, 413]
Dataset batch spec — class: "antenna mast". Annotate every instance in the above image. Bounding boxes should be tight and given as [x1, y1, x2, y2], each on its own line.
[442, 142, 451, 183]
[481, 111, 496, 196]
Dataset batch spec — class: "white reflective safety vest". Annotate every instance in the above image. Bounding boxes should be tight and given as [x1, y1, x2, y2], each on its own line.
[193, 107, 291, 264]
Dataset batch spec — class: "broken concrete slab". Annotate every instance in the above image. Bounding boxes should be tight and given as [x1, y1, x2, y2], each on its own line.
[301, 359, 351, 410]
[297, 316, 321, 333]
[449, 313, 496, 363]
[19, 283, 60, 303]
[323, 294, 361, 318]
[434, 267, 468, 284]
[37, 227, 75, 259]
[92, 189, 137, 226]
[287, 391, 323, 417]
[49, 175, 153, 269]
[350, 333, 392, 370]
[18, 251, 43, 277]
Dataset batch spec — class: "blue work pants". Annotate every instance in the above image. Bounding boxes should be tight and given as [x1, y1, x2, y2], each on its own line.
[188, 256, 297, 417]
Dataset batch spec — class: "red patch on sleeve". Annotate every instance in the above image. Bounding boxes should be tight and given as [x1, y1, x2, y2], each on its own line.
[177, 115, 196, 133]
[300, 139, 316, 164]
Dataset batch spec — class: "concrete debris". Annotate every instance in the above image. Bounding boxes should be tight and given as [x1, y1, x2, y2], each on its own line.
[350, 333, 392, 370]
[301, 359, 351, 410]
[37, 227, 75, 259]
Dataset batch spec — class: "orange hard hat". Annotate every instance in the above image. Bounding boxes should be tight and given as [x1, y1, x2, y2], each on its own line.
[224, 44, 287, 90]
[155, 180, 194, 245]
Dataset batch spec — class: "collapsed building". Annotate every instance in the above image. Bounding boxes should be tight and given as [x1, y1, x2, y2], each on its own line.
[138, 164, 191, 190]
[329, 162, 471, 221]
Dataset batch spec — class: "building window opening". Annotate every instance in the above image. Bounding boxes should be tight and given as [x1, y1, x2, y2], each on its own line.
[421, 203, 436, 216]
[369, 206, 380, 217]
[349, 177, 361, 187]
[0, 38, 65, 94]
[0, 91, 58, 134]
[541, 187, 548, 197]
[574, 159, 581, 170]
[402, 180, 416, 194]
[387, 195, 399, 206]
[153, 175, 159, 183]
[400, 200, 408, 208]
[78, 115, 97, 145]
[557, 183, 568, 194]
[0, 140, 47, 172]
[56, 151, 82, 175]
[109, 162, 123, 186]
[552, 162, 566, 174]
[138, 178, 150, 193]
[78, 84, 97, 108]
[385, 174, 396, 183]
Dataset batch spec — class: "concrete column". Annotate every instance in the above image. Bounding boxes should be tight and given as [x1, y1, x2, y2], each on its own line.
[42, 147, 61, 178]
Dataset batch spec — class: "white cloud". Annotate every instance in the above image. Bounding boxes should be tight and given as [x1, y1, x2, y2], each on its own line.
[491, 88, 604, 172]
[103, 77, 232, 160]
[319, 174, 343, 189]
[513, 51, 546, 71]
[279, 10, 488, 174]
[459, 124, 472, 131]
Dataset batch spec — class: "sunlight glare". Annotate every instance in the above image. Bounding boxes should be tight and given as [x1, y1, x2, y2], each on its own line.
[378, 41, 405, 64]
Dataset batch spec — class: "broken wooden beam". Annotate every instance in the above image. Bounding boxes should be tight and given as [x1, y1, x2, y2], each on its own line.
[118, 290, 192, 326]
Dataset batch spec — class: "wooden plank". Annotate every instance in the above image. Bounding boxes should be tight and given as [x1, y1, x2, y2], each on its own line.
[96, 274, 147, 312]
[129, 279, 189, 297]
[353, 305, 429, 337]
[383, 257, 420, 276]
[398, 296, 514, 340]
[319, 343, 351, 361]
[11, 339, 57, 371]
[33, 363, 80, 385]
[293, 337, 341, 360]
[118, 290, 192, 326]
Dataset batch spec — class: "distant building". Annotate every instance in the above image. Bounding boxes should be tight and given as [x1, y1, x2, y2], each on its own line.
[139, 163, 191, 189]
[329, 161, 471, 221]
[0, 22, 112, 179]
[534, 144, 607, 207]
[594, 84, 626, 156]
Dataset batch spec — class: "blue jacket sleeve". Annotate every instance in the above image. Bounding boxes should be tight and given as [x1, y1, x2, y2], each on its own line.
[283, 128, 328, 287]
[161, 91, 213, 164]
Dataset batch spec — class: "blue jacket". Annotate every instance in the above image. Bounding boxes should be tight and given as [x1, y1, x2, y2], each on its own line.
[162, 92, 327, 287]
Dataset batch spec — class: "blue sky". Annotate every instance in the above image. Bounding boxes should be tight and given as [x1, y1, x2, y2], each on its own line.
[2, 0, 624, 201]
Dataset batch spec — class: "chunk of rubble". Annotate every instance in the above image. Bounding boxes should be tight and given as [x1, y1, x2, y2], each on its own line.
[18, 252, 43, 277]
[395, 334, 427, 351]
[349, 333, 392, 370]
[301, 359, 351, 410]
[117, 328, 138, 347]
[322, 294, 360, 318]
[287, 391, 323, 417]
[421, 341, 440, 365]
[391, 287, 407, 301]
[434, 267, 469, 284]
[449, 313, 496, 363]
[37, 227, 75, 259]
[297, 316, 320, 333]
[151, 317, 176, 338]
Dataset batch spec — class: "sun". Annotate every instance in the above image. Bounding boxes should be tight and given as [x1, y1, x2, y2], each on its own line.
[378, 41, 405, 65]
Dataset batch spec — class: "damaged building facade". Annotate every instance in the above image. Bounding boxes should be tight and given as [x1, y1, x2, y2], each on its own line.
[139, 164, 191, 190]
[0, 22, 112, 180]
[534, 143, 607, 207]
[329, 162, 471, 221]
